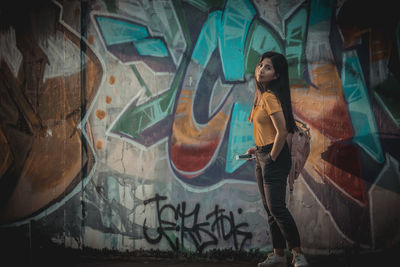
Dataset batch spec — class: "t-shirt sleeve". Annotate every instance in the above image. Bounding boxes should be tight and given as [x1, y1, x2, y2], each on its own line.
[262, 93, 282, 115]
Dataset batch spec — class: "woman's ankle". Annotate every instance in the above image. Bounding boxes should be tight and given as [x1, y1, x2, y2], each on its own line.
[291, 247, 303, 255]
[273, 248, 285, 256]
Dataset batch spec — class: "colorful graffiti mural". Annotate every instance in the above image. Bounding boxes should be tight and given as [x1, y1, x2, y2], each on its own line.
[0, 0, 399, 255]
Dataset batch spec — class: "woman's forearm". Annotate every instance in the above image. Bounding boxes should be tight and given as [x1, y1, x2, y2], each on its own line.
[270, 132, 287, 161]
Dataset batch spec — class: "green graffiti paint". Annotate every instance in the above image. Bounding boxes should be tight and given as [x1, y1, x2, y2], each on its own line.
[244, 20, 283, 75]
[285, 5, 308, 86]
[130, 65, 152, 97]
[103, 0, 117, 13]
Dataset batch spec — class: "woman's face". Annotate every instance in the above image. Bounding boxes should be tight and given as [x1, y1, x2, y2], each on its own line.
[255, 57, 277, 84]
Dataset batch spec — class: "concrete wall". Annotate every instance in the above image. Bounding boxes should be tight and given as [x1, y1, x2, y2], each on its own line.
[1, 0, 399, 256]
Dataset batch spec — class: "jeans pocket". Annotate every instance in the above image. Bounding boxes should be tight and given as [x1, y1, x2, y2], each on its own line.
[256, 150, 273, 168]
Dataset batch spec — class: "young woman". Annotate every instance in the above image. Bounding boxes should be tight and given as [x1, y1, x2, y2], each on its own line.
[246, 51, 309, 267]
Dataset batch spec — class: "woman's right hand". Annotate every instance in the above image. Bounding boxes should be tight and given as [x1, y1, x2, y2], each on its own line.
[246, 146, 256, 161]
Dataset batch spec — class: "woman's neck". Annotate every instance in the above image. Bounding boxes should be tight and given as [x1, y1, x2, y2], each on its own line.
[259, 81, 272, 92]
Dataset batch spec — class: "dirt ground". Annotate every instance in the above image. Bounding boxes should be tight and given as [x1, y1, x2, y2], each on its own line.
[65, 251, 397, 267]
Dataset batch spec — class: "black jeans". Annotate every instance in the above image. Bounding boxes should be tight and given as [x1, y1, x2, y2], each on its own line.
[255, 142, 301, 249]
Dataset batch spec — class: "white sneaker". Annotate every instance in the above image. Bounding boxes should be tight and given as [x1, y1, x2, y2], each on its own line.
[292, 252, 309, 267]
[258, 252, 287, 267]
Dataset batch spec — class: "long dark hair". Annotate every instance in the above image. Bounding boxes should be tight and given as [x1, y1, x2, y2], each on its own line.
[249, 51, 297, 133]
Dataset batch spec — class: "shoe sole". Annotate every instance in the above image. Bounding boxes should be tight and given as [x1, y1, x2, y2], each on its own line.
[258, 262, 287, 267]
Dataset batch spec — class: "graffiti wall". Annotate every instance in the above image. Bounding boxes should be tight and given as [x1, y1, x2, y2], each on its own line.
[1, 0, 399, 255]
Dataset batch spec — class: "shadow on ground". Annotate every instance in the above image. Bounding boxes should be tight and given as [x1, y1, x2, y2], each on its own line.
[2, 243, 399, 266]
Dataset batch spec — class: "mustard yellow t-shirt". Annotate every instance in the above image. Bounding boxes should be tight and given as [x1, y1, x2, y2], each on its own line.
[253, 91, 282, 146]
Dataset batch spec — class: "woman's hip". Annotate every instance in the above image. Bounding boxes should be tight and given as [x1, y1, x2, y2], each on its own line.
[255, 142, 291, 178]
